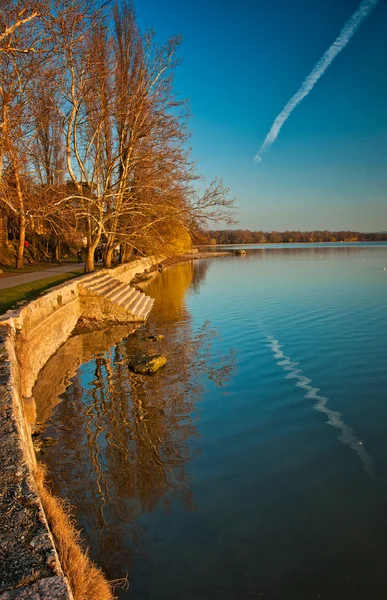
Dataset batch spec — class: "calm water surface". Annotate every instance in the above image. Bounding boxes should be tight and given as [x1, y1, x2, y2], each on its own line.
[35, 245, 387, 600]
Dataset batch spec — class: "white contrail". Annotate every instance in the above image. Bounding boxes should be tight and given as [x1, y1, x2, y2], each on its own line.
[265, 334, 375, 479]
[254, 0, 380, 162]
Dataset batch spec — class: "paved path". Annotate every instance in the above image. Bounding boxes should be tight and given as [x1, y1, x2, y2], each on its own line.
[0, 263, 85, 290]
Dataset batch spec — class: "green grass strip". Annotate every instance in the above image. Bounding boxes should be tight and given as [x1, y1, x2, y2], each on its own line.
[0, 271, 83, 316]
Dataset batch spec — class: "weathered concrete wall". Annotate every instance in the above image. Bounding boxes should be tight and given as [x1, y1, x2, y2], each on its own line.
[0, 257, 158, 599]
[13, 280, 82, 399]
[1, 257, 158, 399]
[109, 256, 162, 284]
[0, 325, 73, 599]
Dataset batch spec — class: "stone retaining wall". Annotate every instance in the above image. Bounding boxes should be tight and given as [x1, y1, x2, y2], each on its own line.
[0, 324, 74, 599]
[0, 257, 158, 599]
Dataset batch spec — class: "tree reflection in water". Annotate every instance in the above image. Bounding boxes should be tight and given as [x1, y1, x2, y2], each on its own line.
[34, 260, 235, 582]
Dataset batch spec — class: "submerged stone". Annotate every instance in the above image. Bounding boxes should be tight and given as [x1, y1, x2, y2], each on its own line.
[144, 334, 164, 342]
[128, 353, 166, 374]
[131, 271, 152, 283]
[34, 436, 59, 454]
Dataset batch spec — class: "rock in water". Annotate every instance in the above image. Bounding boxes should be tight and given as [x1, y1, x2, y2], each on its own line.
[128, 353, 166, 374]
[144, 334, 164, 342]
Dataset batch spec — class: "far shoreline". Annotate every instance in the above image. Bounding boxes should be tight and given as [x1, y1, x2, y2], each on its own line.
[134, 241, 387, 290]
[197, 241, 387, 247]
[133, 250, 230, 291]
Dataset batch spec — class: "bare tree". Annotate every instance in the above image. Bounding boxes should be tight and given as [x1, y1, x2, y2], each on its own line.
[54, 3, 116, 272]
[0, 0, 55, 267]
[0, 35, 39, 265]
[0, 2, 42, 54]
[101, 2, 234, 266]
[1, 0, 235, 271]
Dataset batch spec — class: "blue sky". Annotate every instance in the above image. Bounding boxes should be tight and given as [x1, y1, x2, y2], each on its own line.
[135, 0, 387, 231]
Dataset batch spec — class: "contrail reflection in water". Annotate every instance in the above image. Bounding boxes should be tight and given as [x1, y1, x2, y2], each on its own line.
[265, 334, 375, 479]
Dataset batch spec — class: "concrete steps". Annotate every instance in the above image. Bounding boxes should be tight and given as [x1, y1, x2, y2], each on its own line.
[80, 272, 154, 321]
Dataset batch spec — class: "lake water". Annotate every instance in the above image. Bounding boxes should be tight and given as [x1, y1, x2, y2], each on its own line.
[35, 244, 387, 600]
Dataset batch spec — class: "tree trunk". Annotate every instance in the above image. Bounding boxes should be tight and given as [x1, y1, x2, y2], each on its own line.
[0, 210, 7, 246]
[31, 230, 36, 260]
[85, 246, 95, 273]
[124, 244, 132, 262]
[104, 245, 114, 268]
[5, 214, 10, 247]
[84, 217, 102, 273]
[52, 236, 61, 262]
[11, 157, 26, 269]
[16, 213, 25, 269]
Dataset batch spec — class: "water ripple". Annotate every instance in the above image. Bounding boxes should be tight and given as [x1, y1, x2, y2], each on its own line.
[265, 333, 376, 479]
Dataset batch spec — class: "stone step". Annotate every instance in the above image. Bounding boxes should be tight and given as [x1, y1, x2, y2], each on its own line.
[127, 291, 146, 315]
[83, 278, 112, 293]
[119, 289, 143, 312]
[88, 278, 117, 296]
[104, 282, 128, 302]
[80, 272, 154, 322]
[84, 275, 112, 288]
[82, 272, 111, 287]
[115, 286, 137, 307]
[143, 299, 155, 320]
[137, 297, 154, 320]
[131, 293, 148, 317]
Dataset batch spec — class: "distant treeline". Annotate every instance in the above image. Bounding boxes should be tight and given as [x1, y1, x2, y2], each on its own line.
[204, 230, 387, 244]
